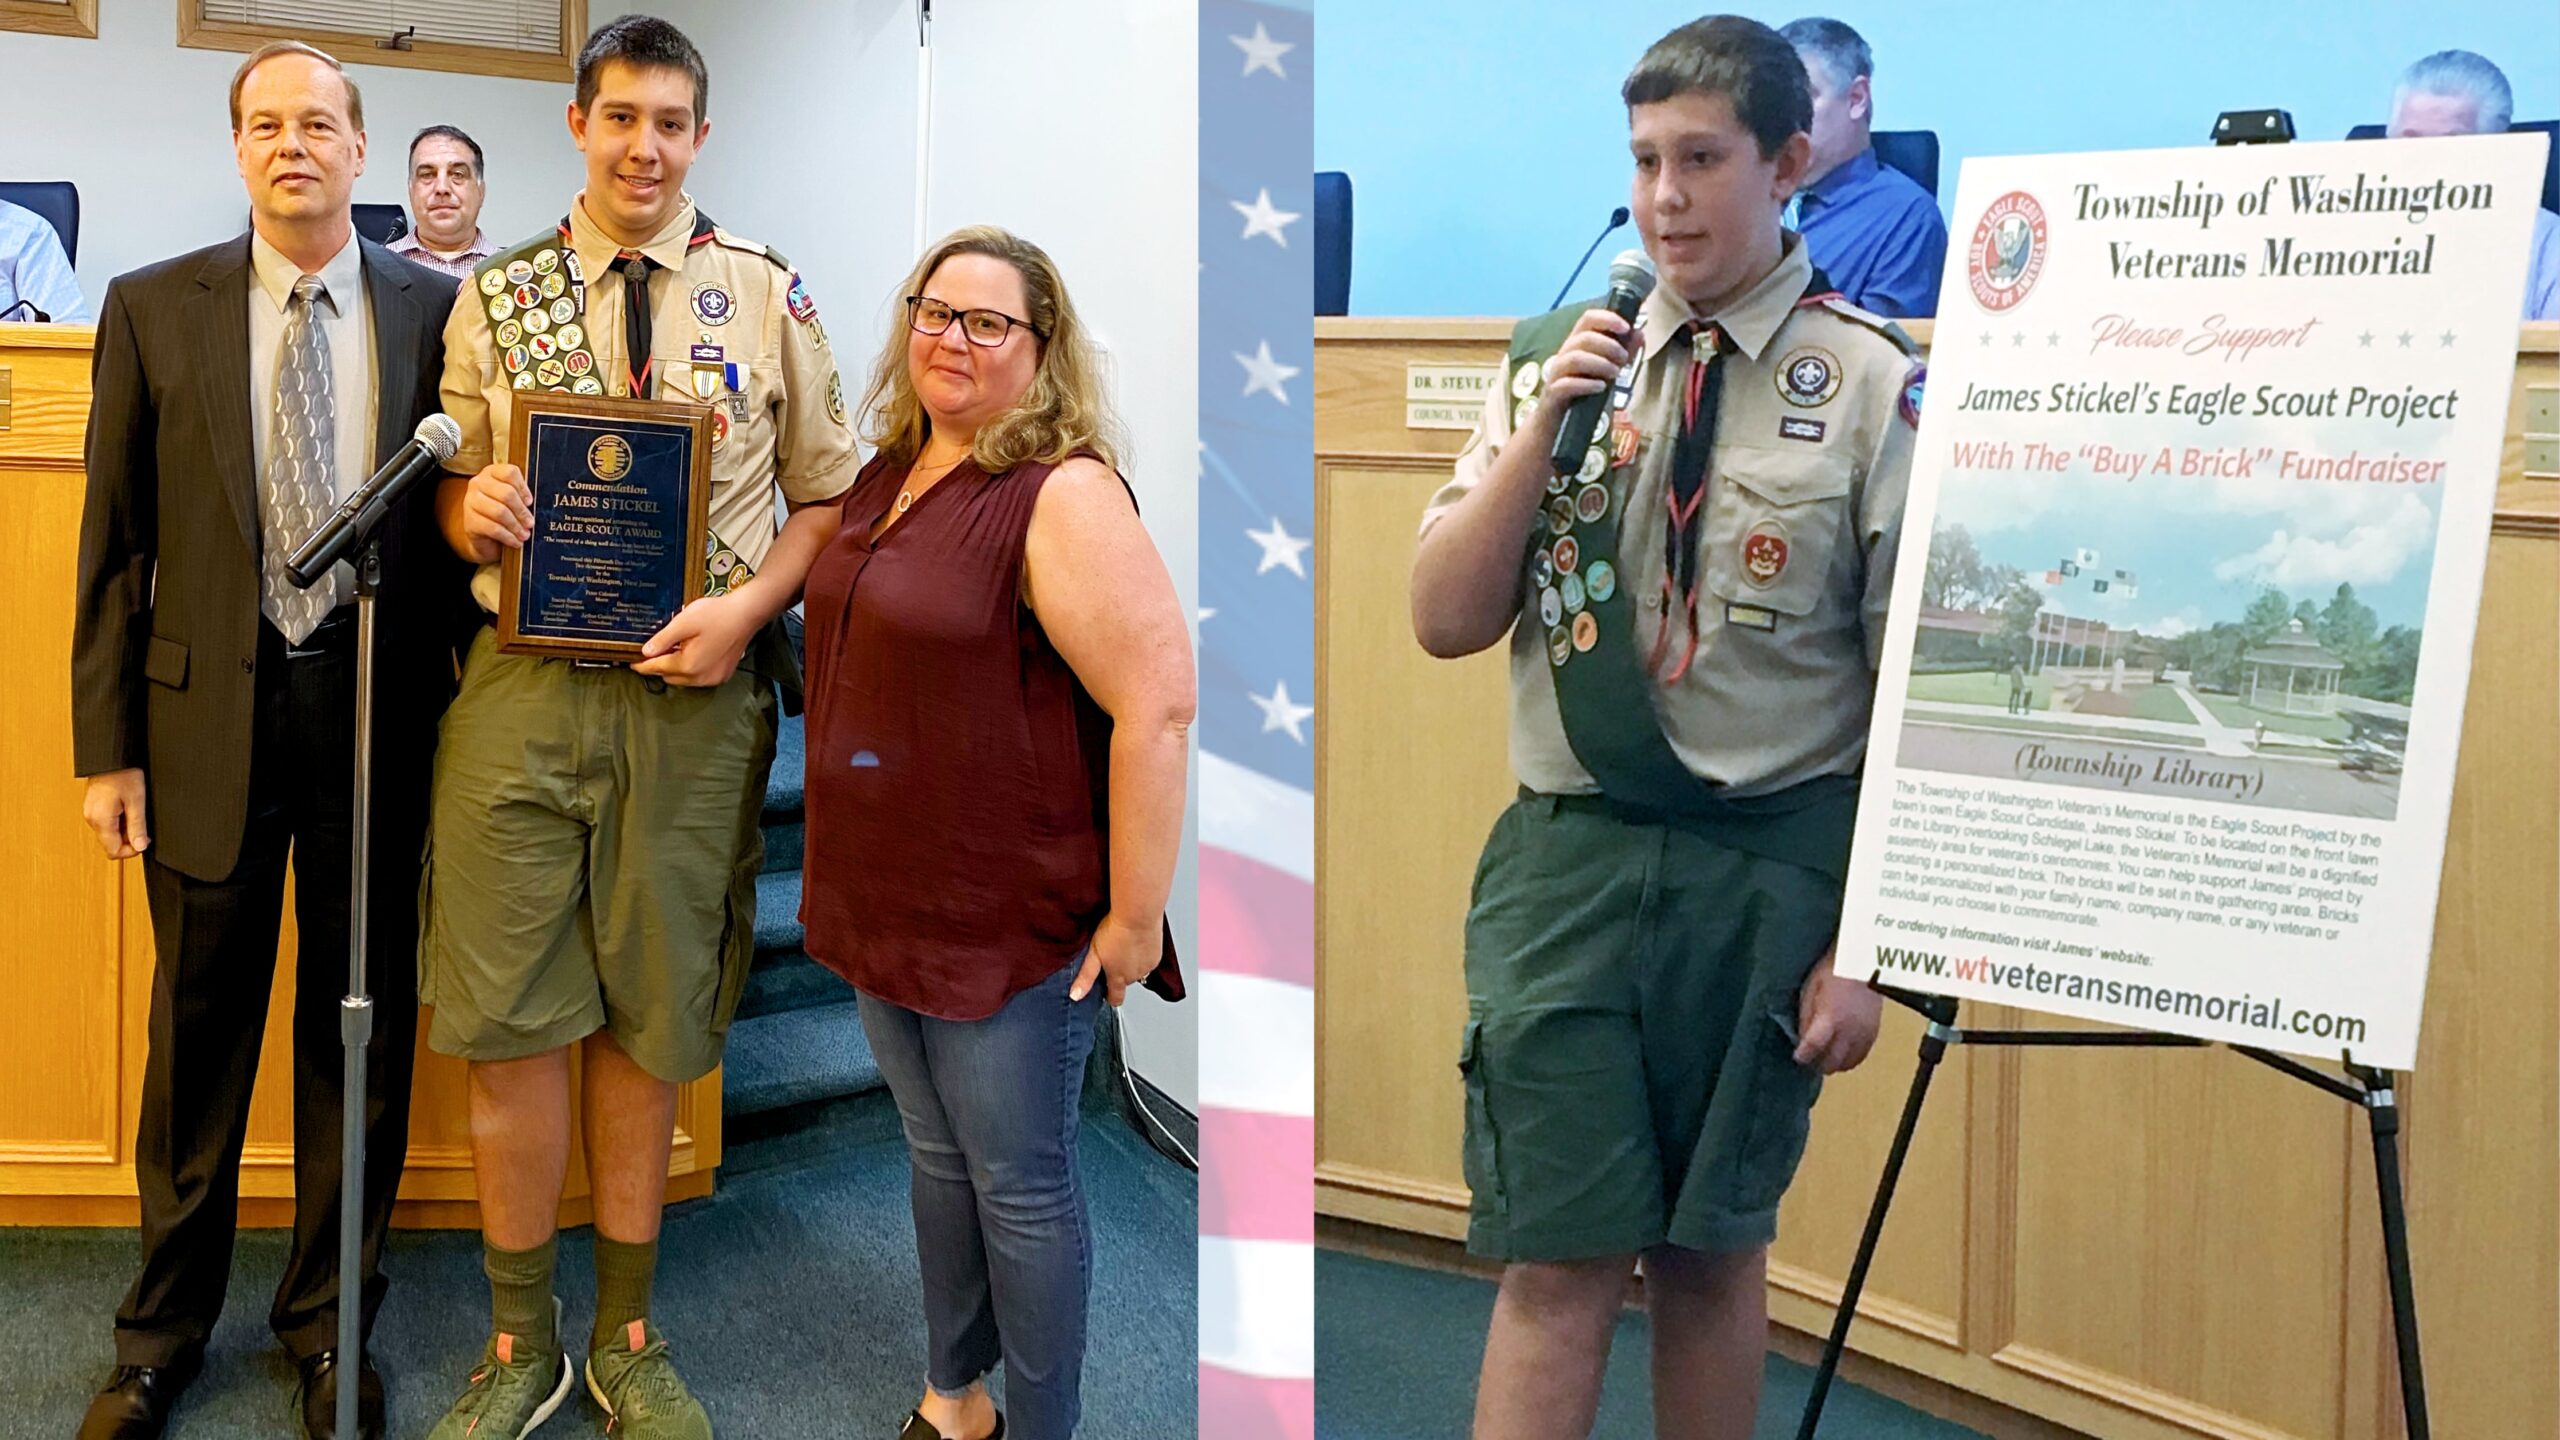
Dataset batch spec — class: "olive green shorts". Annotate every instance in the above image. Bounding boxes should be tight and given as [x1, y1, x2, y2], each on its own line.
[420, 626, 777, 1083]
[1458, 794, 1842, 1261]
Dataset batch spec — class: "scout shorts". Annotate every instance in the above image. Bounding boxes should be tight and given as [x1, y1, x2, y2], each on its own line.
[420, 626, 778, 1083]
[1458, 793, 1843, 1261]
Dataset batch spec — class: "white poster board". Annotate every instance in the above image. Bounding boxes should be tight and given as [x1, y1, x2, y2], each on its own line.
[1834, 133, 2549, 1068]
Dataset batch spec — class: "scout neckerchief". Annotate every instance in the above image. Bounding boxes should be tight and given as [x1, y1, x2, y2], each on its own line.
[1509, 267, 1861, 875]
[471, 210, 756, 595]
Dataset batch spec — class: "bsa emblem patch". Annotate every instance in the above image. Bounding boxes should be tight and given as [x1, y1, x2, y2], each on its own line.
[1552, 535, 1579, 574]
[1585, 559, 1617, 604]
[1899, 366, 1926, 428]
[478, 267, 507, 296]
[588, 434, 633, 481]
[786, 273, 818, 324]
[1968, 190, 2049, 312]
[692, 283, 735, 326]
[1742, 522, 1790, 588]
[1777, 346, 1840, 407]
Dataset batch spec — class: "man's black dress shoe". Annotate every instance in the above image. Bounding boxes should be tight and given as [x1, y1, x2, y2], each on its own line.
[75, 1355, 200, 1440]
[293, 1349, 385, 1440]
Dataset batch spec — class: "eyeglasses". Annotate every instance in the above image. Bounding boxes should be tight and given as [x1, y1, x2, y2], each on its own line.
[906, 295, 1044, 347]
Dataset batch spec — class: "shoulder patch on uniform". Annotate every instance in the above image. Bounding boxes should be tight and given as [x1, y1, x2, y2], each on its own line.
[1899, 364, 1926, 427]
[1813, 294, 1921, 357]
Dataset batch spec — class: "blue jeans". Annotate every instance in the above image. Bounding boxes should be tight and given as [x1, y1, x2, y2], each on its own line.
[858, 957, 1101, 1440]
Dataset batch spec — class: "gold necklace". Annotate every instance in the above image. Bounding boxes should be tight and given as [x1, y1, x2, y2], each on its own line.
[896, 455, 967, 513]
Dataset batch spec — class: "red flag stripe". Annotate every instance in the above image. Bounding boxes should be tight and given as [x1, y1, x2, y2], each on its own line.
[1198, 1366, 1314, 1440]
[1200, 843, 1315, 987]
[1200, 1106, 1315, 1243]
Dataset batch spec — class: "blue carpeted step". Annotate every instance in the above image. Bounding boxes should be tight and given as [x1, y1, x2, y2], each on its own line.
[722, 998, 882, 1119]
[752, 868, 804, 959]
[766, 712, 805, 817]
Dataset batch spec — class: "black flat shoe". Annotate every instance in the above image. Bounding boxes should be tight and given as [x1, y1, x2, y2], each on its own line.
[292, 1348, 385, 1440]
[896, 1408, 1006, 1440]
[75, 1355, 200, 1440]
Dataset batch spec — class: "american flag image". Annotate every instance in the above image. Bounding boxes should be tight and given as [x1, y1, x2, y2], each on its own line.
[1197, 3, 1314, 1437]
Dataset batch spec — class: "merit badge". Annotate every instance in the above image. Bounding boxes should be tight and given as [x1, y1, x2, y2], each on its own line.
[1577, 444, 1607, 484]
[565, 349, 593, 376]
[827, 371, 846, 425]
[536, 357, 566, 388]
[571, 375, 604, 395]
[528, 333, 558, 361]
[503, 344, 528, 374]
[1777, 346, 1840, 407]
[1561, 572, 1587, 614]
[1513, 397, 1538, 433]
[1552, 535, 1579, 574]
[532, 248, 559, 275]
[1548, 623, 1573, 668]
[1571, 610, 1598, 652]
[1511, 360, 1541, 399]
[514, 283, 540, 310]
[1779, 416, 1826, 443]
[511, 371, 536, 390]
[692, 283, 735, 326]
[487, 293, 515, 322]
[1899, 365, 1926, 427]
[549, 296, 576, 326]
[1742, 520, 1790, 588]
[786, 273, 818, 324]
[505, 258, 533, 286]
[1611, 415, 1640, 466]
[1586, 559, 1617, 604]
[557, 323, 586, 352]
[478, 267, 507, 296]
[496, 319, 523, 348]
[1538, 586, 1563, 628]
[541, 271, 566, 300]
[1574, 483, 1609, 525]
[521, 306, 551, 335]
[1530, 548, 1555, 590]
[1545, 468, 1570, 497]
[710, 407, 731, 451]
[1546, 496, 1575, 535]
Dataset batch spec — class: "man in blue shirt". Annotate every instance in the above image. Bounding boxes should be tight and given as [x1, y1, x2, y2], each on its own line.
[0, 197, 89, 322]
[1778, 18, 1945, 318]
[2386, 49, 2558, 321]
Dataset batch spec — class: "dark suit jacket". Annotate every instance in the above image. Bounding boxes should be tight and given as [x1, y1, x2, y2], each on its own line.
[72, 232, 467, 883]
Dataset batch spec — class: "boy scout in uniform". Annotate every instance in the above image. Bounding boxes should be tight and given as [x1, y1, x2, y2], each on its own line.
[1410, 17, 1915, 1438]
[420, 16, 854, 1438]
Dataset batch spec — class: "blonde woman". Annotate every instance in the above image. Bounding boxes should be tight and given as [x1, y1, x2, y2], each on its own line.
[798, 226, 1192, 1440]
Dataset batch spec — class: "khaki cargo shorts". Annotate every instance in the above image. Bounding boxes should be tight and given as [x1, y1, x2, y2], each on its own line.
[420, 625, 777, 1083]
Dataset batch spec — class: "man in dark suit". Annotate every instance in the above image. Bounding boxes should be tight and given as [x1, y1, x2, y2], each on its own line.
[70, 39, 462, 1440]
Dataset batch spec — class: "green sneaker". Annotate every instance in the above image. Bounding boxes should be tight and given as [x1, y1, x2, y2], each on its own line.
[585, 1319, 713, 1438]
[425, 1300, 575, 1439]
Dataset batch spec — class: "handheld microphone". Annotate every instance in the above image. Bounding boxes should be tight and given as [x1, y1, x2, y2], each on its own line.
[286, 413, 464, 588]
[1547, 250, 1655, 478]
[1547, 206, 1631, 311]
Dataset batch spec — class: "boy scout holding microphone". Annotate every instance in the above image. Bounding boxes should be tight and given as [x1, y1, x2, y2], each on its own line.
[419, 15, 855, 1437]
[1410, 16, 1918, 1438]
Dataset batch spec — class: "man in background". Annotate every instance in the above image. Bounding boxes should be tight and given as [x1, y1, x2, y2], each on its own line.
[2385, 48, 2557, 319]
[70, 38, 459, 1440]
[390, 123, 494, 283]
[0, 193, 89, 320]
[1777, 17, 1945, 318]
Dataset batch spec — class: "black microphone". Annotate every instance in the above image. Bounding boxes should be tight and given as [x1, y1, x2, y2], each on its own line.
[1547, 206, 1630, 311]
[286, 413, 464, 588]
[1547, 250, 1656, 478]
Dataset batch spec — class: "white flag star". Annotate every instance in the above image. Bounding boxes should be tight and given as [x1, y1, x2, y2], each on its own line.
[1230, 22, 1293, 79]
[1252, 680, 1314, 744]
[1247, 517, 1311, 578]
[1231, 188, 1301, 247]
[1235, 340, 1299, 405]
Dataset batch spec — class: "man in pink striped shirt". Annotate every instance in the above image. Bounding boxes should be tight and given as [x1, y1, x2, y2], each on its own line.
[389, 125, 492, 283]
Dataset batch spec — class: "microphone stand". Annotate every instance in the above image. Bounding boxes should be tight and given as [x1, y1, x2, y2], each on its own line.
[333, 535, 381, 1440]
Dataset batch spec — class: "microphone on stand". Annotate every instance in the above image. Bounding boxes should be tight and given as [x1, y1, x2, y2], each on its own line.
[287, 413, 463, 588]
[1548, 205, 1631, 311]
[1547, 250, 1655, 478]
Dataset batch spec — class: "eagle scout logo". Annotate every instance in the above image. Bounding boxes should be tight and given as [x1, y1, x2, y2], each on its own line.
[587, 434, 634, 482]
[1741, 521, 1790, 588]
[1968, 190, 2048, 312]
[1776, 346, 1840, 407]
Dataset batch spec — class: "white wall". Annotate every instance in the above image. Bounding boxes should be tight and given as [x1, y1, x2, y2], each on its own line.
[7, 0, 1203, 1111]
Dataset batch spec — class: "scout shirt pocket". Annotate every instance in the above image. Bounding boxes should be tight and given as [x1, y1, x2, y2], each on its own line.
[1701, 445, 1852, 620]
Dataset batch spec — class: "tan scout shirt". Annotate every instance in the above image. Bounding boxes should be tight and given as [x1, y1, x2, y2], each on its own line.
[441, 192, 859, 613]
[1421, 234, 1918, 799]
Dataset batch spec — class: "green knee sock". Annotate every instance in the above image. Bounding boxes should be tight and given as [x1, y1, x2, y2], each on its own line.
[591, 1234, 660, 1352]
[483, 1236, 558, 1351]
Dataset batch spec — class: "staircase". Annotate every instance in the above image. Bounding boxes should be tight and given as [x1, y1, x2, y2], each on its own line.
[722, 712, 887, 1142]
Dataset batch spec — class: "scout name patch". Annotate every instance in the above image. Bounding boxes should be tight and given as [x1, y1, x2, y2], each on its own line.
[1741, 521, 1789, 588]
[1778, 416, 1825, 443]
[1725, 603, 1777, 631]
[1777, 346, 1840, 407]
